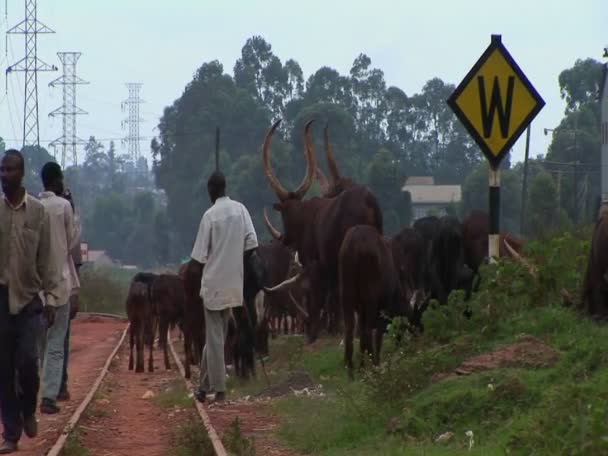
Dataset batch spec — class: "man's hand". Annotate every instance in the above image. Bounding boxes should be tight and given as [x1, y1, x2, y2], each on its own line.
[69, 295, 80, 320]
[43, 306, 56, 327]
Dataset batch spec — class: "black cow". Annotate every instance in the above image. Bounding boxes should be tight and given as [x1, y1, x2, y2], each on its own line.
[413, 216, 473, 306]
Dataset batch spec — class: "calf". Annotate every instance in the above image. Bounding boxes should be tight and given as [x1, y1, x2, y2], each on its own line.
[390, 227, 429, 331]
[339, 225, 399, 378]
[229, 249, 267, 380]
[414, 216, 472, 306]
[126, 272, 158, 373]
[151, 274, 186, 372]
[178, 262, 205, 379]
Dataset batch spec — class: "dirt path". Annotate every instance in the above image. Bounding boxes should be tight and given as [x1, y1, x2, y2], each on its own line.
[206, 398, 302, 456]
[170, 331, 303, 456]
[76, 337, 199, 456]
[15, 316, 125, 455]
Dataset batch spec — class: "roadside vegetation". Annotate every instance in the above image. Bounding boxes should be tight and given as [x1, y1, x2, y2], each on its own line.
[78, 265, 135, 315]
[247, 230, 608, 455]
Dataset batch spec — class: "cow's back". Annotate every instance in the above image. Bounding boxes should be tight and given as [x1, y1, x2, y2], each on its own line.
[339, 225, 395, 315]
[318, 185, 383, 276]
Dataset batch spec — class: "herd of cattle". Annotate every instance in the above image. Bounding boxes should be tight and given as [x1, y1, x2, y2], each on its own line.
[124, 119, 607, 381]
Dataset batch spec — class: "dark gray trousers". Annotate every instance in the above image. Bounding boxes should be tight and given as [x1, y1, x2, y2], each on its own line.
[0, 286, 43, 443]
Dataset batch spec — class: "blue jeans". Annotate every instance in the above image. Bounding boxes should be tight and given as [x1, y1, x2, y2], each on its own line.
[59, 317, 70, 394]
[0, 286, 44, 443]
[41, 301, 70, 401]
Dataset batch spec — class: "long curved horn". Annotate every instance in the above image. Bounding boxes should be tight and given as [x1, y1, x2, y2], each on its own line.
[324, 124, 340, 182]
[263, 208, 283, 241]
[264, 272, 302, 293]
[504, 238, 537, 277]
[315, 166, 330, 196]
[292, 120, 317, 200]
[262, 119, 290, 201]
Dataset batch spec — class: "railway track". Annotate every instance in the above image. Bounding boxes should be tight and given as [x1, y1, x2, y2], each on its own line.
[39, 312, 226, 456]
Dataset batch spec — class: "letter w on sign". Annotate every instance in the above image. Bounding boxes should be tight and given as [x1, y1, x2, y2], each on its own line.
[478, 75, 515, 139]
[447, 35, 544, 169]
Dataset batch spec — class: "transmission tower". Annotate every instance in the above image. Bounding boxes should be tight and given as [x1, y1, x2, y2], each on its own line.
[49, 52, 88, 168]
[6, 0, 57, 148]
[121, 83, 143, 163]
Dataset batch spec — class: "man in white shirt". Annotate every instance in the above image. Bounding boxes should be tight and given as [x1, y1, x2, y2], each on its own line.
[38, 162, 79, 415]
[190, 171, 258, 403]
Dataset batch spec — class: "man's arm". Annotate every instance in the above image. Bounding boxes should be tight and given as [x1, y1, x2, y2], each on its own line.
[64, 201, 78, 252]
[242, 205, 258, 254]
[191, 213, 211, 266]
[38, 208, 61, 326]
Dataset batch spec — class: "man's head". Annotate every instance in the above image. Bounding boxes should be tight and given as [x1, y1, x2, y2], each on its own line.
[207, 171, 226, 203]
[0, 149, 25, 195]
[40, 161, 64, 196]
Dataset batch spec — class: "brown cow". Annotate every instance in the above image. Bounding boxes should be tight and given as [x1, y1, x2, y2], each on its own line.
[263, 119, 383, 342]
[151, 274, 186, 372]
[126, 272, 158, 373]
[339, 225, 399, 378]
[581, 210, 608, 319]
[462, 210, 526, 284]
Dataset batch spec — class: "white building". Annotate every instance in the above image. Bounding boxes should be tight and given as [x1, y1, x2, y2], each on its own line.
[402, 176, 461, 221]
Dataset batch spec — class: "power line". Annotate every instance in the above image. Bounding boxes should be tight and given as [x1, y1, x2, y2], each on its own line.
[49, 51, 88, 167]
[6, 0, 57, 147]
[121, 82, 143, 162]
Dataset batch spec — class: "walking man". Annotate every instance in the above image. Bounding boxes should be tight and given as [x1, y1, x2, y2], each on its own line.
[190, 171, 258, 403]
[39, 162, 79, 415]
[0, 150, 60, 454]
[58, 188, 82, 402]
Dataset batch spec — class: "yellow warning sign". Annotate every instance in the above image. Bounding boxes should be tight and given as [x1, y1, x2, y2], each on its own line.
[448, 35, 544, 168]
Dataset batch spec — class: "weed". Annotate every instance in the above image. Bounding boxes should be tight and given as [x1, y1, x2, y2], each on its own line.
[172, 418, 215, 456]
[222, 417, 256, 456]
[62, 431, 90, 456]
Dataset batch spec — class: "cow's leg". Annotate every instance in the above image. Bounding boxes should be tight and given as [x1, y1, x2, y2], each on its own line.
[128, 324, 135, 371]
[343, 308, 355, 379]
[183, 329, 192, 379]
[135, 321, 145, 373]
[146, 317, 156, 373]
[358, 316, 368, 370]
[374, 315, 388, 366]
[159, 317, 171, 370]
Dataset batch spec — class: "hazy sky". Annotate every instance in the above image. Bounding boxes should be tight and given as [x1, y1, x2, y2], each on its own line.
[0, 0, 605, 166]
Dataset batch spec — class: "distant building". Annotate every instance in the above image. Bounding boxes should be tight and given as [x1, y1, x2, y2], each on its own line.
[87, 250, 114, 266]
[402, 176, 461, 221]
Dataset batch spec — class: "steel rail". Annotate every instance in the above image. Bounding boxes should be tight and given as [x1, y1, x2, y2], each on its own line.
[168, 333, 228, 456]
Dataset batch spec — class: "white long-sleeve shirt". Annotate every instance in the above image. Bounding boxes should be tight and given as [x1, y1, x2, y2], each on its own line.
[191, 196, 258, 311]
[39, 191, 80, 306]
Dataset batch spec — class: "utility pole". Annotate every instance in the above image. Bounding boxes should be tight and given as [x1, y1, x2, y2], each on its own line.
[520, 126, 531, 236]
[121, 83, 143, 164]
[6, 0, 57, 148]
[49, 52, 88, 168]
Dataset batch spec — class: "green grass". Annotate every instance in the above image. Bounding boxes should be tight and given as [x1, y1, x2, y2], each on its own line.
[78, 265, 136, 315]
[264, 233, 608, 455]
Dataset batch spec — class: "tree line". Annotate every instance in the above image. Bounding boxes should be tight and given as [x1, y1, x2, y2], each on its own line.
[0, 37, 603, 265]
